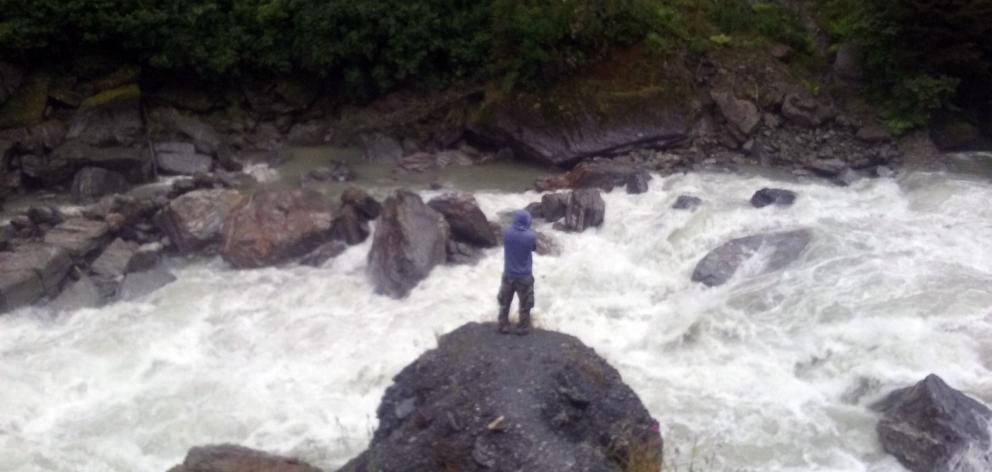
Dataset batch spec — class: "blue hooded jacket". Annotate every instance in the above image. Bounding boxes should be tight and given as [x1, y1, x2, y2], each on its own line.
[503, 210, 537, 278]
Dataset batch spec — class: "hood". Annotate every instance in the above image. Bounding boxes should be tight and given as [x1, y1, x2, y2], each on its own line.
[512, 209, 532, 230]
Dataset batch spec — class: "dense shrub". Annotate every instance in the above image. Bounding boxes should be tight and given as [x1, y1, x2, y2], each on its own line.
[821, 0, 992, 132]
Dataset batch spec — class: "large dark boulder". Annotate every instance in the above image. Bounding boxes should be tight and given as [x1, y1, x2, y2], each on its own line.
[156, 189, 246, 254]
[672, 195, 702, 211]
[71, 167, 130, 202]
[428, 192, 497, 248]
[691, 229, 812, 287]
[750, 188, 797, 208]
[554, 189, 605, 233]
[0, 72, 49, 129]
[367, 190, 449, 298]
[875, 374, 992, 472]
[340, 187, 382, 221]
[540, 193, 568, 223]
[711, 90, 761, 137]
[90, 238, 138, 299]
[300, 240, 349, 267]
[167, 444, 321, 472]
[48, 274, 102, 311]
[339, 322, 663, 472]
[119, 265, 176, 300]
[220, 188, 334, 269]
[0, 243, 72, 312]
[67, 84, 144, 147]
[330, 205, 370, 246]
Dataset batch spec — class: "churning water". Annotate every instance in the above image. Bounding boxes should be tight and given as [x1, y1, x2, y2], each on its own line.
[2, 169, 992, 472]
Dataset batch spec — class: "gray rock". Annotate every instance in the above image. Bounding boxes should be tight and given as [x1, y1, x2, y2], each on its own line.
[672, 195, 702, 210]
[367, 190, 450, 298]
[27, 140, 151, 186]
[154, 141, 214, 176]
[43, 218, 111, 258]
[750, 188, 797, 208]
[361, 133, 403, 162]
[300, 240, 348, 267]
[428, 192, 498, 248]
[875, 374, 992, 472]
[626, 171, 650, 194]
[154, 142, 196, 155]
[67, 85, 144, 147]
[805, 158, 848, 178]
[26, 206, 63, 226]
[119, 266, 177, 300]
[541, 193, 569, 222]
[691, 229, 812, 287]
[330, 205, 370, 246]
[305, 162, 353, 183]
[341, 187, 382, 220]
[711, 90, 761, 136]
[535, 231, 561, 256]
[48, 275, 102, 311]
[833, 43, 864, 81]
[71, 167, 130, 202]
[0, 243, 72, 311]
[168, 444, 321, 472]
[90, 238, 136, 299]
[156, 189, 245, 253]
[126, 243, 163, 274]
[781, 93, 821, 128]
[857, 123, 891, 143]
[554, 189, 605, 233]
[446, 240, 484, 265]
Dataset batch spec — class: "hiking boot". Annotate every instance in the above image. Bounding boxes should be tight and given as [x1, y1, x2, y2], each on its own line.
[497, 306, 511, 334]
[515, 311, 531, 335]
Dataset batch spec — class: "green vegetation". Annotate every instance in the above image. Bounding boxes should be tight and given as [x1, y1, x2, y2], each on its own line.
[820, 0, 992, 133]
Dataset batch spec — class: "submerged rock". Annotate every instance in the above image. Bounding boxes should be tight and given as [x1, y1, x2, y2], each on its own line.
[540, 193, 568, 223]
[221, 188, 334, 269]
[367, 190, 449, 298]
[48, 274, 102, 311]
[691, 229, 812, 287]
[339, 322, 663, 472]
[750, 188, 797, 208]
[67, 84, 144, 147]
[300, 240, 349, 267]
[428, 192, 497, 248]
[875, 374, 992, 472]
[330, 205, 370, 246]
[672, 195, 702, 211]
[167, 444, 321, 472]
[119, 266, 177, 300]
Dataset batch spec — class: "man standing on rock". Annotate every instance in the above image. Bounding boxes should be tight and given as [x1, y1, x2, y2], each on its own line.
[498, 209, 537, 335]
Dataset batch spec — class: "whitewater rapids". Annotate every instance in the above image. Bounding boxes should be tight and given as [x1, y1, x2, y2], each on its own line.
[1, 170, 991, 472]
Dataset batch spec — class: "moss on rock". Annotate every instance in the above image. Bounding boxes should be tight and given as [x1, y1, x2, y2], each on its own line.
[80, 84, 141, 110]
[0, 72, 51, 129]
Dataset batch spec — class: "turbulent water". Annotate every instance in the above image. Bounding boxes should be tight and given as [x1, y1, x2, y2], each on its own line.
[2, 169, 992, 472]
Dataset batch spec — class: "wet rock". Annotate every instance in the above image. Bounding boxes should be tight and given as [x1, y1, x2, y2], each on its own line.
[339, 322, 662, 472]
[0, 243, 72, 311]
[300, 239, 348, 267]
[361, 133, 403, 162]
[156, 189, 245, 253]
[691, 229, 812, 287]
[711, 90, 761, 136]
[672, 195, 702, 211]
[168, 444, 321, 472]
[48, 274, 102, 311]
[150, 108, 231, 161]
[535, 160, 651, 193]
[90, 238, 137, 299]
[750, 188, 797, 208]
[397, 152, 439, 173]
[367, 190, 450, 298]
[67, 84, 143, 147]
[119, 265, 177, 300]
[428, 193, 498, 248]
[71, 167, 130, 202]
[330, 205, 370, 246]
[626, 171, 650, 194]
[305, 161, 353, 183]
[26, 206, 63, 226]
[341, 187, 382, 221]
[447, 240, 484, 265]
[126, 243, 163, 274]
[554, 189, 605, 233]
[524, 201, 544, 219]
[540, 193, 568, 223]
[30, 140, 151, 185]
[875, 374, 992, 472]
[220, 188, 334, 269]
[44, 218, 111, 259]
[805, 158, 848, 178]
[154, 142, 213, 175]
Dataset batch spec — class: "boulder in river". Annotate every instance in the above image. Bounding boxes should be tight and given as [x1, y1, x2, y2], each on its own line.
[300, 240, 349, 267]
[540, 193, 569, 223]
[875, 374, 992, 472]
[119, 265, 177, 301]
[156, 189, 245, 254]
[428, 192, 498, 248]
[367, 190, 450, 298]
[691, 229, 812, 287]
[339, 322, 663, 472]
[220, 188, 334, 269]
[330, 205, 370, 246]
[672, 195, 702, 211]
[341, 187, 382, 221]
[48, 274, 102, 311]
[554, 189, 605, 233]
[71, 167, 130, 202]
[154, 141, 214, 175]
[167, 444, 321, 472]
[750, 188, 797, 208]
[0, 243, 72, 312]
[43, 218, 111, 259]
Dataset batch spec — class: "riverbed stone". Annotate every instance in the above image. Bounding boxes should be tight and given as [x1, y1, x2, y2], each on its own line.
[367, 190, 450, 298]
[554, 189, 605, 233]
[330, 205, 370, 246]
[28, 140, 151, 185]
[220, 188, 334, 269]
[541, 193, 568, 223]
[361, 133, 403, 162]
[341, 187, 382, 221]
[0, 243, 72, 311]
[119, 265, 177, 300]
[300, 240, 348, 267]
[428, 192, 497, 248]
[691, 229, 812, 287]
[750, 188, 797, 208]
[71, 167, 130, 202]
[67, 84, 143, 147]
[673, 195, 702, 210]
[43, 218, 111, 259]
[157, 150, 213, 175]
[48, 275, 102, 311]
[156, 188, 246, 253]
[168, 444, 321, 472]
[875, 374, 992, 472]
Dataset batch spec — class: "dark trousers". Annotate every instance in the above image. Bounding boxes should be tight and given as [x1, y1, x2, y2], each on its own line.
[497, 275, 534, 326]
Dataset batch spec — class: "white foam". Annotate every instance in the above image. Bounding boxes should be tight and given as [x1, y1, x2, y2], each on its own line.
[2, 171, 991, 471]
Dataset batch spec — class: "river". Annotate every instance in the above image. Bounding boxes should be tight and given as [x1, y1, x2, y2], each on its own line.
[1, 163, 991, 471]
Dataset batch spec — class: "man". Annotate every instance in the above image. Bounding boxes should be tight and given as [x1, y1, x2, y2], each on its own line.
[498, 209, 537, 335]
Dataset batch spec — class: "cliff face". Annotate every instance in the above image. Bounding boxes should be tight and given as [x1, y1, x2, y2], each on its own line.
[340, 322, 663, 472]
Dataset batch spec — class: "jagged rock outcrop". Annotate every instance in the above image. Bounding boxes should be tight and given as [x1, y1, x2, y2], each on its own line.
[43, 218, 110, 259]
[339, 322, 663, 472]
[553, 189, 605, 233]
[367, 190, 449, 298]
[875, 374, 992, 472]
[220, 188, 334, 269]
[692, 229, 812, 287]
[167, 444, 322, 472]
[156, 189, 246, 253]
[428, 192, 498, 248]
